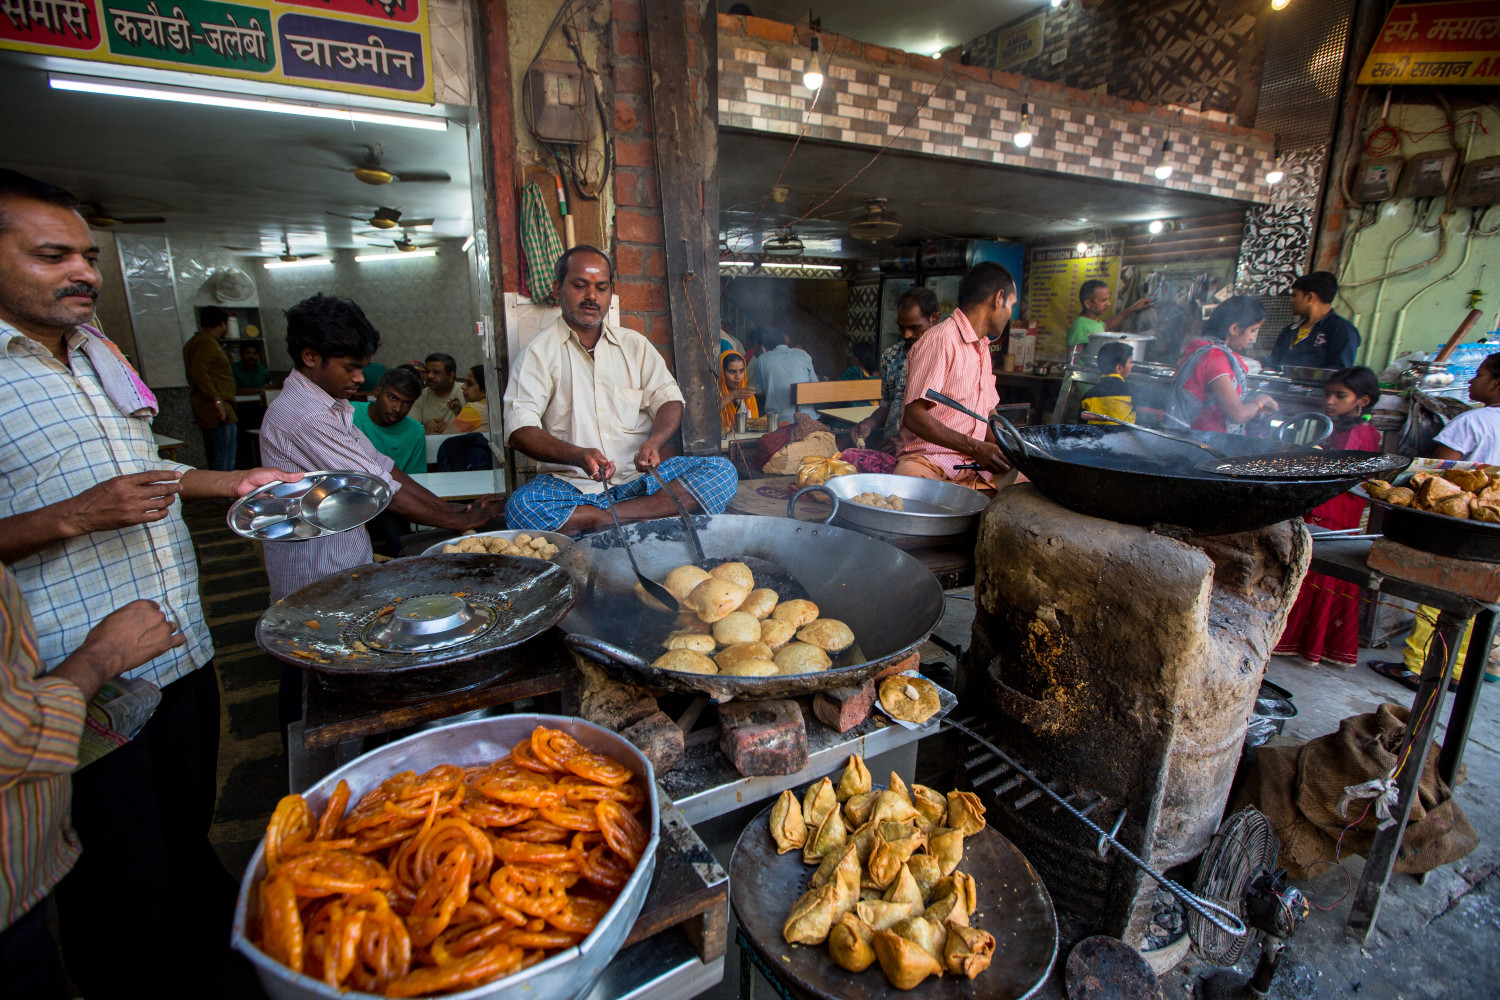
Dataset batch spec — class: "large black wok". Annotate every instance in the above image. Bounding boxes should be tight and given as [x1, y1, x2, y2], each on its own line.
[992, 421, 1397, 534]
[554, 515, 944, 701]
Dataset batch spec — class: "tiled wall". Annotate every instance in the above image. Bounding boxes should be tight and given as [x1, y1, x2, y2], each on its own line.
[718, 16, 1275, 205]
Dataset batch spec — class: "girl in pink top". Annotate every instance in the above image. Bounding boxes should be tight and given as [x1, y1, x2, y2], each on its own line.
[1167, 296, 1280, 434]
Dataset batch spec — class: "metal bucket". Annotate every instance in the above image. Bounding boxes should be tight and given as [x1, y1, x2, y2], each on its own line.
[231, 714, 659, 1000]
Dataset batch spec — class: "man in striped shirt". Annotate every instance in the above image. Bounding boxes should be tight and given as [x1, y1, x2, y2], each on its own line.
[0, 169, 303, 997]
[258, 294, 504, 734]
[0, 568, 181, 997]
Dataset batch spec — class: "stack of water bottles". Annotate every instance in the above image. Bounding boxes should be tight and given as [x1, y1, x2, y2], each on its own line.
[1430, 338, 1500, 391]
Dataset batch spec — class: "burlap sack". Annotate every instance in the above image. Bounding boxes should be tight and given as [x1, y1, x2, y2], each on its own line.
[1233, 703, 1477, 878]
[755, 413, 830, 469]
[762, 430, 837, 475]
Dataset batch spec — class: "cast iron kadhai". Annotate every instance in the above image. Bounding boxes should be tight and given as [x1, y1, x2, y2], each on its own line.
[928, 394, 1400, 535]
[256, 553, 576, 676]
[553, 514, 945, 702]
[730, 789, 1058, 1000]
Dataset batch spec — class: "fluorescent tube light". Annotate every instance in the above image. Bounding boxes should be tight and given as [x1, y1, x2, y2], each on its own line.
[48, 73, 448, 131]
[461, 235, 475, 252]
[721, 260, 758, 267]
[355, 249, 438, 262]
[263, 258, 332, 269]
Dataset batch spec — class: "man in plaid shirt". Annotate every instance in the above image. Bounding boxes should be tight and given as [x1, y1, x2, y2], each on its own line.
[0, 170, 299, 996]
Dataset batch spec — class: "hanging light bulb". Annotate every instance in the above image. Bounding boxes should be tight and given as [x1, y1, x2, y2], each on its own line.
[803, 35, 824, 91]
[1014, 102, 1034, 149]
[1148, 220, 1165, 234]
[1153, 139, 1174, 180]
[1271, 0, 1291, 10]
[1266, 153, 1285, 185]
[1076, 241, 1089, 255]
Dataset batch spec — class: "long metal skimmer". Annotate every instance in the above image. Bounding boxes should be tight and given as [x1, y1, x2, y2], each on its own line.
[647, 466, 706, 563]
[598, 474, 680, 612]
[942, 717, 1248, 938]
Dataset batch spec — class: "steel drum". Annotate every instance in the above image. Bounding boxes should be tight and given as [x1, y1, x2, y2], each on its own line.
[553, 515, 944, 702]
[730, 793, 1057, 1000]
[231, 714, 659, 1000]
[256, 554, 575, 676]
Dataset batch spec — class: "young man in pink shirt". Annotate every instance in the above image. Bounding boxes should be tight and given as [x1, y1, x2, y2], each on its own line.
[895, 262, 1018, 492]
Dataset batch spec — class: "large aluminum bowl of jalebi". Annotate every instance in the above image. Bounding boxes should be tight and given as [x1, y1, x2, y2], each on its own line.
[231, 715, 658, 1000]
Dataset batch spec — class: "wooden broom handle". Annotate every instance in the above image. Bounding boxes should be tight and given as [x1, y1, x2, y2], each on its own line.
[1432, 308, 1484, 365]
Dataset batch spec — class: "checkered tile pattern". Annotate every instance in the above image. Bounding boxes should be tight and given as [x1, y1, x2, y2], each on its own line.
[506, 457, 739, 532]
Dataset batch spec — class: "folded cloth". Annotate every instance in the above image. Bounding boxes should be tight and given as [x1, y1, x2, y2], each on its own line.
[79, 324, 158, 418]
[840, 448, 897, 475]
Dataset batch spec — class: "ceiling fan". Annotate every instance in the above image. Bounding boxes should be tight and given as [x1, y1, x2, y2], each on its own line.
[363, 235, 435, 253]
[222, 237, 324, 262]
[345, 144, 450, 186]
[759, 228, 806, 257]
[848, 198, 902, 242]
[329, 206, 434, 230]
[81, 202, 165, 227]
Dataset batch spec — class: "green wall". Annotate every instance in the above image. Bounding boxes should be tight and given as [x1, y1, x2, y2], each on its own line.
[1337, 103, 1500, 371]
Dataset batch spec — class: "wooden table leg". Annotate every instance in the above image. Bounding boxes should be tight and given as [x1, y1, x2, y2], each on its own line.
[1439, 608, 1497, 787]
[1346, 608, 1466, 939]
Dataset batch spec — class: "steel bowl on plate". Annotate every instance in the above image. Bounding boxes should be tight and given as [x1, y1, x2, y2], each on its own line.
[786, 472, 990, 537]
[231, 713, 658, 1000]
[421, 529, 574, 559]
[228, 469, 391, 541]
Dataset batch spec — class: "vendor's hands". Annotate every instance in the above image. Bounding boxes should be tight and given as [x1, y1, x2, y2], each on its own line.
[1254, 394, 1280, 415]
[55, 599, 184, 698]
[1129, 297, 1154, 314]
[577, 448, 616, 482]
[228, 468, 304, 497]
[59, 470, 183, 537]
[460, 498, 505, 529]
[970, 441, 1012, 476]
[634, 442, 663, 472]
[852, 416, 878, 448]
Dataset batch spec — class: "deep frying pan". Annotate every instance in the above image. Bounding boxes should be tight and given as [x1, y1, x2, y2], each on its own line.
[553, 515, 944, 701]
[921, 392, 1402, 534]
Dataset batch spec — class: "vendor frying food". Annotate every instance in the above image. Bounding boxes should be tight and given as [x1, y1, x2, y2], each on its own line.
[1165, 295, 1280, 434]
[502, 246, 739, 533]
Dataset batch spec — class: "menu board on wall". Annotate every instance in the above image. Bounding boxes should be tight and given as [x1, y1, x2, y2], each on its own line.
[0, 0, 433, 103]
[1025, 242, 1123, 361]
[1358, 0, 1500, 87]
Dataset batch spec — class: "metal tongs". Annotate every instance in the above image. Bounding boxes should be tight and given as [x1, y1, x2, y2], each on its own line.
[646, 466, 706, 563]
[943, 717, 1249, 939]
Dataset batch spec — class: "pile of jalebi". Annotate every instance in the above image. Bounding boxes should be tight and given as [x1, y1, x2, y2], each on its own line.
[254, 726, 649, 997]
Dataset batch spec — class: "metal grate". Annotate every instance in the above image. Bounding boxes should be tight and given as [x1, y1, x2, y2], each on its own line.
[1253, 0, 1354, 150]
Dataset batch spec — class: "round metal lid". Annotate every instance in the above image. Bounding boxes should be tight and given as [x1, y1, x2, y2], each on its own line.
[360, 594, 498, 653]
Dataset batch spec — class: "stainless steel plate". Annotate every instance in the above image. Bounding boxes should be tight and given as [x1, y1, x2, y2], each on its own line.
[787, 472, 991, 537]
[227, 469, 392, 541]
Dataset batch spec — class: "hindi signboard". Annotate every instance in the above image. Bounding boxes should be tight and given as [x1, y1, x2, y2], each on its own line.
[1025, 242, 1123, 361]
[1358, 0, 1500, 87]
[996, 11, 1044, 72]
[0, 0, 432, 102]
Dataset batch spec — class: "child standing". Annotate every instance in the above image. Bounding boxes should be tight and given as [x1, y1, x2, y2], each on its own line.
[1275, 366, 1382, 667]
[1080, 341, 1137, 424]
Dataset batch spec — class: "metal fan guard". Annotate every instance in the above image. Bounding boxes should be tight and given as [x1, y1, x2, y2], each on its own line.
[1190, 808, 1278, 965]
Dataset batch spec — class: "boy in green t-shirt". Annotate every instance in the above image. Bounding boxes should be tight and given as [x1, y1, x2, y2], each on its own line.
[351, 366, 427, 475]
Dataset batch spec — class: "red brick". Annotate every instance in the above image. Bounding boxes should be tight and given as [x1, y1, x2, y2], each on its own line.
[813, 682, 877, 733]
[744, 15, 795, 45]
[616, 243, 665, 278]
[685, 8, 699, 33]
[615, 209, 663, 244]
[615, 174, 660, 210]
[717, 12, 741, 32]
[1369, 539, 1500, 603]
[874, 652, 921, 682]
[719, 699, 808, 776]
[612, 0, 640, 22]
[614, 27, 642, 58]
[954, 62, 988, 82]
[614, 99, 638, 133]
[835, 35, 862, 58]
[616, 64, 649, 95]
[615, 279, 666, 313]
[616, 137, 656, 168]
[990, 70, 1025, 92]
[865, 43, 904, 66]
[621, 314, 647, 335]
[620, 711, 684, 773]
[905, 54, 938, 74]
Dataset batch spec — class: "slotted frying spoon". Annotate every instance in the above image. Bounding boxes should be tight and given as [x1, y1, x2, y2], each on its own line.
[598, 475, 680, 612]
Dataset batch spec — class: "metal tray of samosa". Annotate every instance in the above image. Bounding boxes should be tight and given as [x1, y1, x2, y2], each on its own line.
[227, 469, 391, 541]
[730, 793, 1057, 1000]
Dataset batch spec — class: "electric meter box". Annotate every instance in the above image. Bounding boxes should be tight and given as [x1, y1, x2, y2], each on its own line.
[525, 60, 594, 144]
[1353, 157, 1403, 202]
[1400, 150, 1460, 199]
[1456, 156, 1500, 207]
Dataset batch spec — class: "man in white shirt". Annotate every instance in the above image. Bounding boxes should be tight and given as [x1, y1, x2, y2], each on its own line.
[503, 246, 738, 533]
[748, 327, 819, 422]
[411, 351, 463, 432]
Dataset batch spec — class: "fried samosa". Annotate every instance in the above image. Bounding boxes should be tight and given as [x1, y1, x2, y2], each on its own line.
[868, 829, 928, 888]
[1363, 479, 1395, 500]
[782, 876, 853, 945]
[1443, 469, 1490, 492]
[928, 826, 965, 876]
[872, 929, 944, 989]
[769, 789, 806, 854]
[929, 871, 978, 917]
[906, 854, 945, 900]
[1387, 486, 1417, 506]
[1473, 500, 1500, 524]
[856, 899, 918, 931]
[945, 791, 987, 836]
[924, 892, 968, 928]
[891, 915, 947, 961]
[802, 804, 847, 864]
[868, 789, 920, 826]
[1433, 494, 1472, 519]
[828, 913, 877, 972]
[1417, 475, 1464, 507]
[911, 783, 948, 828]
[837, 754, 872, 802]
[881, 864, 925, 912]
[802, 777, 837, 829]
[888, 771, 911, 804]
[809, 841, 860, 893]
[843, 790, 879, 828]
[943, 924, 996, 978]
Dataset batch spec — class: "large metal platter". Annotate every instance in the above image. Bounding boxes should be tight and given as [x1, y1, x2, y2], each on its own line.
[232, 713, 658, 1000]
[1353, 482, 1500, 562]
[228, 469, 391, 541]
[553, 515, 945, 702]
[256, 554, 575, 676]
[787, 473, 990, 537]
[731, 795, 1057, 1000]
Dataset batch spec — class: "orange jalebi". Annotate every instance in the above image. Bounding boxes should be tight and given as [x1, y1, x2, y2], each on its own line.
[252, 730, 646, 998]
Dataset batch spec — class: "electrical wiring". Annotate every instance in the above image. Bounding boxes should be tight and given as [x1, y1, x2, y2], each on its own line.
[519, 0, 612, 201]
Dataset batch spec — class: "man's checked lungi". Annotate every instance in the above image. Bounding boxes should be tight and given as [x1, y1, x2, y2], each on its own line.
[506, 456, 738, 532]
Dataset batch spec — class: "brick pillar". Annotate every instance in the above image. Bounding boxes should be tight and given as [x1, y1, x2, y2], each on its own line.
[612, 0, 674, 367]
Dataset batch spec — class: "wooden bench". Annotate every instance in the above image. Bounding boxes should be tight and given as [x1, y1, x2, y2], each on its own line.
[791, 378, 881, 406]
